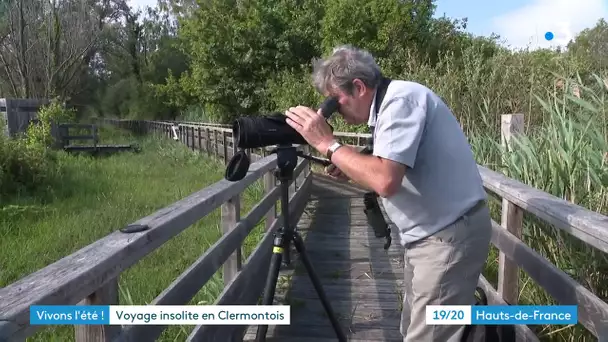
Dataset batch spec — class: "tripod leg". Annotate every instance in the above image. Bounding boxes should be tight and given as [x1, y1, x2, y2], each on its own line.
[282, 241, 291, 266]
[279, 174, 292, 267]
[292, 232, 347, 342]
[255, 237, 284, 342]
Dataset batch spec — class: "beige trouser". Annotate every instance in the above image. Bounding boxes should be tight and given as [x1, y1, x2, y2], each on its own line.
[400, 201, 492, 342]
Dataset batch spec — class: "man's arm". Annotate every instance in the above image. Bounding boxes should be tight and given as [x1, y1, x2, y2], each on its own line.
[328, 146, 405, 198]
[331, 95, 427, 198]
[284, 95, 426, 197]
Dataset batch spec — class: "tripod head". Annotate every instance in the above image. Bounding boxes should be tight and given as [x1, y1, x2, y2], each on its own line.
[224, 144, 331, 182]
[224, 143, 392, 251]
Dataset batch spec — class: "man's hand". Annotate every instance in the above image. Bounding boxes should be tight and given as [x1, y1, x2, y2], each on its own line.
[284, 105, 334, 155]
[325, 164, 349, 181]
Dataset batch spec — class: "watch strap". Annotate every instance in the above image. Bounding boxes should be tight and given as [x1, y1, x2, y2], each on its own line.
[326, 141, 343, 160]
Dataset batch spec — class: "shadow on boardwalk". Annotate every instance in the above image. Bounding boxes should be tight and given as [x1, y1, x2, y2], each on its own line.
[245, 173, 405, 341]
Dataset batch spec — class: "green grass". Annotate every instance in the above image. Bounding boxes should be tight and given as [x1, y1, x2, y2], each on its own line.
[0, 125, 268, 341]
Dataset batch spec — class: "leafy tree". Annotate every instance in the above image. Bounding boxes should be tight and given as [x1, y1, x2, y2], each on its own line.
[175, 0, 324, 122]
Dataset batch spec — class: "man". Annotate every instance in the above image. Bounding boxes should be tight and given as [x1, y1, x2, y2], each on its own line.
[284, 45, 493, 342]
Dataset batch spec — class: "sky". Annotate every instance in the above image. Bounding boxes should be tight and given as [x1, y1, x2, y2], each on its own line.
[434, 0, 608, 50]
[127, 0, 608, 50]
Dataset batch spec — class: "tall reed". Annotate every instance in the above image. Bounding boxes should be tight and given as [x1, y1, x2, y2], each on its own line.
[470, 75, 608, 341]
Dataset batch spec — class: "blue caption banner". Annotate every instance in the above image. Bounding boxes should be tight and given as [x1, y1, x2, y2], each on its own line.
[471, 305, 577, 325]
[30, 305, 110, 325]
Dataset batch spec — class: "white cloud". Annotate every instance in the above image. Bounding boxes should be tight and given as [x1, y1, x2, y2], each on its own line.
[127, 0, 157, 11]
[491, 0, 608, 50]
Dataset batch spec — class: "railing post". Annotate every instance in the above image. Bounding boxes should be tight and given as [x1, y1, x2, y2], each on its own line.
[74, 278, 120, 341]
[186, 126, 190, 148]
[190, 126, 195, 150]
[223, 131, 228, 164]
[198, 127, 202, 152]
[498, 113, 524, 305]
[501, 113, 524, 153]
[263, 148, 276, 231]
[214, 130, 219, 159]
[92, 125, 98, 148]
[222, 196, 242, 285]
[206, 128, 211, 154]
[222, 129, 242, 286]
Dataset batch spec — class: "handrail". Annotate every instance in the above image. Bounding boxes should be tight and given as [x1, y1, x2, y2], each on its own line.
[338, 115, 608, 339]
[331, 115, 608, 339]
[3, 115, 607, 341]
[0, 119, 312, 341]
[147, 116, 608, 339]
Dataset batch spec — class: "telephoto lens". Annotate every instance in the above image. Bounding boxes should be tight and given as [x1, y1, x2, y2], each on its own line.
[232, 113, 308, 149]
[232, 97, 340, 149]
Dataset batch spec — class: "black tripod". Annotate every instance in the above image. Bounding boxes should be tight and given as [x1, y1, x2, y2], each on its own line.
[255, 145, 347, 342]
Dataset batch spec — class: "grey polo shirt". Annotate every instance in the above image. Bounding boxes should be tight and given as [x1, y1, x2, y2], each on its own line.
[368, 80, 487, 246]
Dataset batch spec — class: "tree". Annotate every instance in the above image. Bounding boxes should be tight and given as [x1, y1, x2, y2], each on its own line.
[0, 0, 130, 99]
[175, 0, 324, 122]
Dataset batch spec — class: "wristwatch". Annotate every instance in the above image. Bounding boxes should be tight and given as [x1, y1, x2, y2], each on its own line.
[326, 141, 343, 161]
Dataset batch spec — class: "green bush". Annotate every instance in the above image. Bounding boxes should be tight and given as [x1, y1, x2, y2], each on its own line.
[0, 99, 76, 201]
[0, 135, 58, 200]
[25, 99, 76, 149]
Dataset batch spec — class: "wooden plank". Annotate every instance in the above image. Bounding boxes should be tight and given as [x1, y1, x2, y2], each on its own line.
[198, 127, 202, 153]
[281, 310, 401, 328]
[1, 98, 50, 137]
[180, 123, 232, 134]
[245, 322, 403, 341]
[500, 113, 524, 152]
[264, 157, 277, 232]
[60, 123, 96, 129]
[498, 113, 524, 305]
[186, 173, 313, 342]
[283, 297, 402, 312]
[286, 277, 404, 294]
[333, 132, 372, 138]
[222, 195, 242, 285]
[292, 261, 403, 280]
[478, 165, 608, 253]
[498, 199, 523, 304]
[115, 182, 285, 342]
[489, 220, 608, 338]
[279, 284, 401, 303]
[0, 155, 280, 340]
[63, 135, 96, 140]
[214, 130, 219, 158]
[74, 278, 121, 342]
[222, 132, 228, 164]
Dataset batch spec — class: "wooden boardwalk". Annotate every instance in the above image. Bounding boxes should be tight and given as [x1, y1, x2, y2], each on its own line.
[3, 119, 608, 342]
[244, 174, 405, 341]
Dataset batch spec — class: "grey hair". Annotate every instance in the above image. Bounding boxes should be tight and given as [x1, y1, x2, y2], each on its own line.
[312, 45, 382, 96]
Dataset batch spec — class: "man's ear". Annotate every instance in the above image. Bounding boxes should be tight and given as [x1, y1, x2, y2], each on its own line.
[353, 79, 367, 97]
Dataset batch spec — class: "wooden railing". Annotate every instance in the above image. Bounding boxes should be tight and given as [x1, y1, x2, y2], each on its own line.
[1, 98, 50, 138]
[0, 119, 312, 341]
[2, 115, 607, 341]
[126, 115, 608, 340]
[338, 115, 608, 340]
[51, 122, 99, 149]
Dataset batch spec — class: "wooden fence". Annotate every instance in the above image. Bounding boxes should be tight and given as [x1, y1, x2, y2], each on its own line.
[0, 119, 311, 341]
[105, 115, 608, 340]
[51, 122, 99, 149]
[1, 98, 50, 138]
[1, 115, 607, 341]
